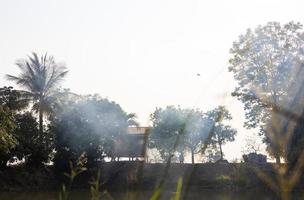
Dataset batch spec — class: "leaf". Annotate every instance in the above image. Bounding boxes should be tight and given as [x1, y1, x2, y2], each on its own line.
[171, 177, 183, 200]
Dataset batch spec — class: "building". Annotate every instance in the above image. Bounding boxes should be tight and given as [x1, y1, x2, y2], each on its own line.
[114, 127, 150, 160]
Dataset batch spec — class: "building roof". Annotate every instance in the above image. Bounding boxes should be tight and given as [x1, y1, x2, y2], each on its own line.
[127, 126, 150, 135]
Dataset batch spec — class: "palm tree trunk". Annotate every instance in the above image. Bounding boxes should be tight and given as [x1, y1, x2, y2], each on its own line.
[39, 108, 43, 135]
[38, 97, 44, 145]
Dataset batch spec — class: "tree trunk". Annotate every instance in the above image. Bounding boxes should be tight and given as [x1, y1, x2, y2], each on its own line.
[217, 133, 224, 160]
[218, 138, 223, 160]
[39, 96, 43, 136]
[39, 109, 43, 135]
[219, 144, 223, 160]
[191, 148, 195, 164]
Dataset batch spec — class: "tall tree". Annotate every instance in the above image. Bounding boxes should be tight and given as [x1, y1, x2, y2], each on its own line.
[149, 106, 186, 162]
[6, 52, 68, 137]
[206, 106, 236, 161]
[183, 109, 210, 163]
[149, 106, 210, 163]
[228, 22, 304, 163]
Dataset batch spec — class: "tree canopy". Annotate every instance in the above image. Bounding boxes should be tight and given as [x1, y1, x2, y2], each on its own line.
[51, 95, 137, 170]
[205, 106, 236, 161]
[228, 21, 304, 163]
[0, 87, 27, 168]
[149, 106, 236, 163]
[6, 52, 68, 135]
[0, 106, 17, 168]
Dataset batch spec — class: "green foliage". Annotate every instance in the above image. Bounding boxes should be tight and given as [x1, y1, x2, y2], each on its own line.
[0, 106, 17, 167]
[13, 112, 53, 167]
[228, 21, 304, 162]
[149, 106, 185, 162]
[202, 145, 221, 162]
[171, 177, 183, 200]
[52, 95, 136, 171]
[149, 106, 209, 163]
[0, 86, 54, 167]
[149, 187, 162, 200]
[149, 106, 236, 163]
[6, 52, 68, 135]
[89, 170, 101, 200]
[0, 87, 29, 167]
[0, 86, 29, 111]
[149, 177, 183, 200]
[215, 175, 231, 182]
[59, 153, 87, 200]
[182, 109, 211, 163]
[205, 106, 236, 160]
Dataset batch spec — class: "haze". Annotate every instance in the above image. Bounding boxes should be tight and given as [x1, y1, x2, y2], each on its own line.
[1, 0, 303, 160]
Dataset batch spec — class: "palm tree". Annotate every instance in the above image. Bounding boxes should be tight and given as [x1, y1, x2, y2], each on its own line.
[6, 52, 68, 136]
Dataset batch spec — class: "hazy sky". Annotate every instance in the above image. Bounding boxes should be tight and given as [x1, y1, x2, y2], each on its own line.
[1, 0, 304, 160]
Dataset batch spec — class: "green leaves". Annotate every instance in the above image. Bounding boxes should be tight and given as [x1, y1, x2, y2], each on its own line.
[229, 21, 304, 163]
[149, 177, 183, 200]
[52, 95, 136, 169]
[0, 106, 17, 165]
[149, 106, 236, 163]
[171, 177, 183, 200]
[59, 154, 87, 200]
[6, 52, 68, 137]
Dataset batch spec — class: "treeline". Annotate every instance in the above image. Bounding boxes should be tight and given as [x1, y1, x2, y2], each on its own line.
[149, 106, 236, 163]
[0, 52, 238, 173]
[0, 53, 140, 172]
[2, 21, 304, 179]
[0, 85, 139, 171]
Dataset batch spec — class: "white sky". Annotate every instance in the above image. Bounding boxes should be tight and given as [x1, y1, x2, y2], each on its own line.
[1, 0, 304, 161]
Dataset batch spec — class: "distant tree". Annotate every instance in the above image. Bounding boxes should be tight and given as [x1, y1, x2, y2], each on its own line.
[149, 106, 209, 163]
[6, 52, 68, 138]
[202, 145, 221, 163]
[242, 133, 262, 154]
[183, 109, 210, 163]
[228, 22, 304, 163]
[149, 106, 185, 162]
[51, 95, 136, 172]
[206, 106, 236, 161]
